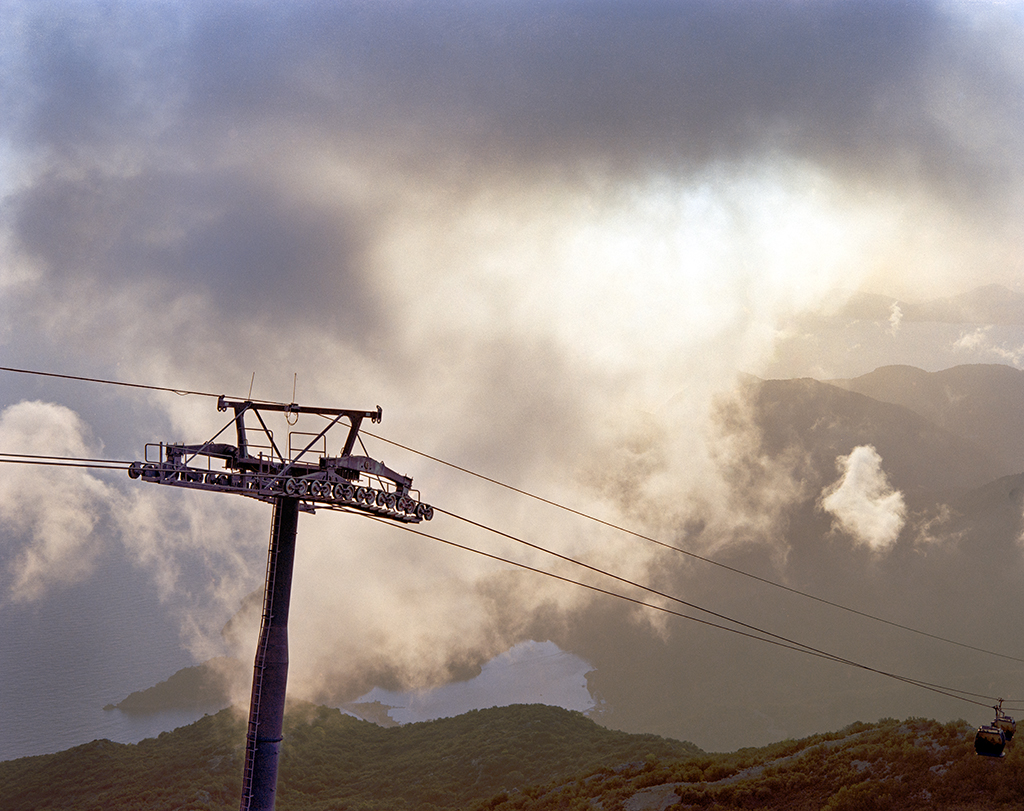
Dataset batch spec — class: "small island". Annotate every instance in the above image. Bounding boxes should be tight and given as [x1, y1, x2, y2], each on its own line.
[105, 657, 248, 713]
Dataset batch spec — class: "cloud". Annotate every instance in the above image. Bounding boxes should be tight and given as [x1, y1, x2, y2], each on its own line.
[3, 0, 1024, 751]
[888, 301, 903, 336]
[953, 326, 1024, 365]
[112, 485, 267, 660]
[5, 0, 1024, 390]
[954, 326, 991, 352]
[0, 397, 265, 663]
[820, 445, 906, 551]
[0, 401, 112, 602]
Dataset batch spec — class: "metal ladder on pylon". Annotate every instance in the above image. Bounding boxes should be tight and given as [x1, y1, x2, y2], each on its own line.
[239, 513, 281, 810]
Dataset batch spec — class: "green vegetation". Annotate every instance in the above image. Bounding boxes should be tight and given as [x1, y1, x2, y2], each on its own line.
[0, 703, 698, 811]
[0, 709, 242, 811]
[471, 717, 1024, 811]
[1, 707, 1021, 811]
[275, 702, 700, 811]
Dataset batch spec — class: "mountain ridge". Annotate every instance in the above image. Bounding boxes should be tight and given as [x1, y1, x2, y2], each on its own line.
[829, 363, 1024, 478]
[2, 703, 1018, 811]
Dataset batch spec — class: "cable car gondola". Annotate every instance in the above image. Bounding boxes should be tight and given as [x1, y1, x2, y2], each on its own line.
[975, 724, 1006, 758]
[976, 701, 1015, 758]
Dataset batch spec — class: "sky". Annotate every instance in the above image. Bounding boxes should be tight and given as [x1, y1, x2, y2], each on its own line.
[3, 0, 1024, 756]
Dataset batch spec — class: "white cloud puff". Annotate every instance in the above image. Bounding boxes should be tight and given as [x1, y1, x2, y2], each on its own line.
[820, 445, 906, 551]
[888, 301, 903, 336]
[953, 326, 1024, 365]
[0, 401, 113, 602]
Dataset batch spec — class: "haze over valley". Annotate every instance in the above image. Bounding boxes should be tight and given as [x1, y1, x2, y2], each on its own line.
[3, 0, 1024, 761]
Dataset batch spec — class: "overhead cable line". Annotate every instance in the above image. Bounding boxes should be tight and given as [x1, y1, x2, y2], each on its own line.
[373, 514, 1006, 711]
[0, 445, 1008, 710]
[432, 504, 841, 660]
[0, 364, 291, 407]
[426, 506, 1019, 708]
[4, 363, 1022, 665]
[0, 452, 130, 470]
[366, 431, 1024, 666]
[0, 364, 225, 399]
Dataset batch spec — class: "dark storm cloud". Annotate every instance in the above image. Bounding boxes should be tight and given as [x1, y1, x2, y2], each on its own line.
[5, 0, 1021, 339]
[3, 2, 181, 156]
[159, 0, 1017, 197]
[12, 167, 379, 328]
[9, 1, 1020, 187]
[182, 1, 926, 142]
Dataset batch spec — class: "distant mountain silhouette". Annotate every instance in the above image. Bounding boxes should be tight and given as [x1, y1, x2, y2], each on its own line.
[734, 374, 1000, 500]
[829, 364, 1024, 478]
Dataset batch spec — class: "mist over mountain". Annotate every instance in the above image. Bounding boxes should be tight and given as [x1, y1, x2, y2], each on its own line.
[526, 365, 1024, 750]
[99, 364, 1024, 754]
[4, 0, 1024, 766]
[735, 374, 1001, 499]
[831, 364, 1024, 478]
[763, 288, 1024, 381]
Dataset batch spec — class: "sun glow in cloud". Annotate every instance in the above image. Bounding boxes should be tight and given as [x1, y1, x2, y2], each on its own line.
[371, 160, 903, 409]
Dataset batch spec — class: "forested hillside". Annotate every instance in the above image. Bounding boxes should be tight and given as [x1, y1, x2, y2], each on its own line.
[2, 704, 1022, 811]
[0, 703, 699, 811]
[473, 716, 1023, 811]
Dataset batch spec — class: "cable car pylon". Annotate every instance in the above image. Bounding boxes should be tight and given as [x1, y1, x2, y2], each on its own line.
[129, 397, 431, 811]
